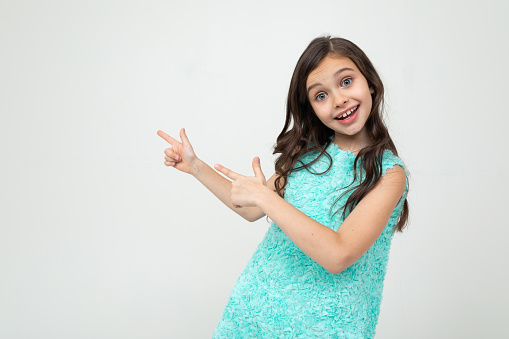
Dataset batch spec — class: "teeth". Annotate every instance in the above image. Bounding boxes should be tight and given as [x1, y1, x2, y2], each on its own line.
[339, 106, 357, 119]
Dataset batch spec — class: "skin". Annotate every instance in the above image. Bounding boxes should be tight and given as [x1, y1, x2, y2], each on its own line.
[157, 129, 274, 222]
[157, 57, 406, 274]
[307, 55, 375, 152]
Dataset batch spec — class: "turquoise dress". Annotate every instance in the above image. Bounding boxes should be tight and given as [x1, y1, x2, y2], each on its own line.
[213, 142, 408, 339]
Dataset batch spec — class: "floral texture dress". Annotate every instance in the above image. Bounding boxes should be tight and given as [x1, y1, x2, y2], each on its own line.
[213, 142, 408, 339]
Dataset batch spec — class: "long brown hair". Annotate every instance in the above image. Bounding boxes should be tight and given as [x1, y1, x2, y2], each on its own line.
[273, 36, 409, 232]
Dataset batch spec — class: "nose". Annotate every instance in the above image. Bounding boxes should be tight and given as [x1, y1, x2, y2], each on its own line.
[333, 91, 349, 107]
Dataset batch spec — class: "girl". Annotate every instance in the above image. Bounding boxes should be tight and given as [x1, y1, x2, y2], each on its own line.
[158, 36, 409, 338]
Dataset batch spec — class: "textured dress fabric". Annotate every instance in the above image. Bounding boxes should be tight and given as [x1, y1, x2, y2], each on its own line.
[213, 142, 408, 339]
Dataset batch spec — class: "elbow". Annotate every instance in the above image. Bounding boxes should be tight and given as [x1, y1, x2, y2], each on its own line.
[324, 251, 356, 275]
[242, 213, 263, 223]
[326, 265, 346, 275]
[240, 209, 265, 222]
[325, 266, 342, 275]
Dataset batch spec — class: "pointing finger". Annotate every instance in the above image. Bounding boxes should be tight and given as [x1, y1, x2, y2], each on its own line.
[214, 164, 241, 181]
[157, 130, 178, 147]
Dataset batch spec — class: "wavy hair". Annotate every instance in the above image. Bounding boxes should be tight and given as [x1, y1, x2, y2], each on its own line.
[273, 36, 409, 232]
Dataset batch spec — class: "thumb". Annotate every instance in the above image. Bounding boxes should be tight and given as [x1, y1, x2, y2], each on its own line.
[180, 128, 192, 146]
[252, 157, 266, 183]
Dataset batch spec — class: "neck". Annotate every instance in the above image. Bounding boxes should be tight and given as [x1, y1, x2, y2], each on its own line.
[333, 131, 371, 154]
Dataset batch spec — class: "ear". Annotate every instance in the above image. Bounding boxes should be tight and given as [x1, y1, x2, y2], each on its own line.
[369, 87, 375, 94]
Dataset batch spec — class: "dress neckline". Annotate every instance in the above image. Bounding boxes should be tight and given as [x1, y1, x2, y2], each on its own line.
[327, 140, 358, 158]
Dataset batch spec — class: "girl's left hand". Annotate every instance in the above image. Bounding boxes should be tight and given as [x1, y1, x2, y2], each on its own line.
[214, 157, 267, 208]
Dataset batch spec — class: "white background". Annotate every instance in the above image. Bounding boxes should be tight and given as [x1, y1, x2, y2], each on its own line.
[1, 0, 508, 338]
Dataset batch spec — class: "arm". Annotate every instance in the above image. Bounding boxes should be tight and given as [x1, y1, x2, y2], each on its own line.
[157, 129, 276, 222]
[216, 159, 407, 274]
[192, 159, 278, 222]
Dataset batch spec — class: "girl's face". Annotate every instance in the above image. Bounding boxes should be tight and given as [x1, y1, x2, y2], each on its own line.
[306, 55, 374, 146]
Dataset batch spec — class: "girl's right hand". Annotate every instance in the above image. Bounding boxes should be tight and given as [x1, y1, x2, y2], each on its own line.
[157, 128, 199, 175]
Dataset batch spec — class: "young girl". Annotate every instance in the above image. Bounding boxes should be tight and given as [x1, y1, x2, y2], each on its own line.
[158, 36, 409, 338]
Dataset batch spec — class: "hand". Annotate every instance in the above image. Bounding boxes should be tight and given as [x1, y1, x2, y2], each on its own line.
[157, 128, 199, 175]
[214, 157, 268, 208]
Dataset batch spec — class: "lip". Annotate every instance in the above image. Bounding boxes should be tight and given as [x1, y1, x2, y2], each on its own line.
[336, 105, 359, 117]
[335, 105, 359, 125]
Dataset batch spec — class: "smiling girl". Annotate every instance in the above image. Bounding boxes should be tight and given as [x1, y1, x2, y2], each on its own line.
[158, 36, 409, 338]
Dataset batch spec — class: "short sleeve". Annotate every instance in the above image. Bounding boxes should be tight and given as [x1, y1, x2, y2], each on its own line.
[382, 150, 409, 207]
[381, 150, 408, 177]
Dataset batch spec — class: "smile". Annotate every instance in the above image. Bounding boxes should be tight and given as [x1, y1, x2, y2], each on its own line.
[335, 106, 358, 120]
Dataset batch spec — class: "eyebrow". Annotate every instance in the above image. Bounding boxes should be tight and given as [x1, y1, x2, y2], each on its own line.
[306, 67, 354, 94]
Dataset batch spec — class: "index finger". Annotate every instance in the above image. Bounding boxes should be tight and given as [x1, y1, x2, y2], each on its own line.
[214, 164, 242, 181]
[157, 130, 178, 147]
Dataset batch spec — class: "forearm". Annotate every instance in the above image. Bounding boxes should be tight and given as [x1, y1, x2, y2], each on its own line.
[192, 159, 265, 222]
[256, 187, 346, 273]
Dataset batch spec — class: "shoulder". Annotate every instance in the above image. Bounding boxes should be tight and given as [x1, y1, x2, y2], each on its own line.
[381, 165, 406, 192]
[381, 150, 408, 178]
[376, 150, 408, 198]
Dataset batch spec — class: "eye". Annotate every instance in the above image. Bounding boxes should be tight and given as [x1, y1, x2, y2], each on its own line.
[315, 92, 328, 101]
[341, 78, 352, 87]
